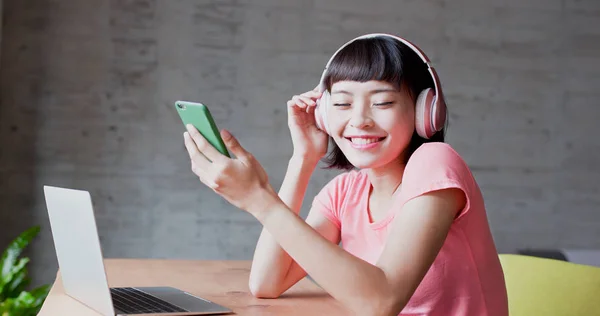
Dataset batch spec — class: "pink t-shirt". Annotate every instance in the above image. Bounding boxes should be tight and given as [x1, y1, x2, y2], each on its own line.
[312, 142, 508, 316]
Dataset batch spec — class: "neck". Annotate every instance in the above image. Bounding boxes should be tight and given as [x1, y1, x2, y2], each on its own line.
[365, 156, 406, 199]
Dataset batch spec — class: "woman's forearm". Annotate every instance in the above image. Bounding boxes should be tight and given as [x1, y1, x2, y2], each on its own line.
[252, 196, 397, 316]
[248, 156, 318, 297]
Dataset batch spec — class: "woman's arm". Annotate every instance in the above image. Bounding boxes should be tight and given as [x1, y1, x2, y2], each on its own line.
[249, 87, 334, 297]
[183, 125, 466, 315]
[251, 187, 465, 316]
[249, 156, 340, 298]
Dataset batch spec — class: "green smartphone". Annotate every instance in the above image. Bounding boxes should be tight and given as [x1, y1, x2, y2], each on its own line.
[175, 100, 230, 158]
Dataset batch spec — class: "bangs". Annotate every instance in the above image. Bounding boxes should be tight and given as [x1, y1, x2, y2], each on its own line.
[324, 38, 404, 91]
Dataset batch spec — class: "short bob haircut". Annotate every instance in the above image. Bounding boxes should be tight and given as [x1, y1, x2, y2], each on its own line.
[322, 36, 446, 170]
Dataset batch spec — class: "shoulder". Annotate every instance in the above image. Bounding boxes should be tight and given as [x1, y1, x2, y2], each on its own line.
[322, 169, 364, 193]
[407, 142, 467, 168]
[402, 142, 475, 197]
[399, 143, 475, 219]
[312, 169, 366, 223]
[405, 143, 471, 177]
[315, 169, 368, 207]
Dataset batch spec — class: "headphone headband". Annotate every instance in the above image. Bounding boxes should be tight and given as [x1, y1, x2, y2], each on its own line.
[317, 33, 442, 101]
[315, 33, 447, 139]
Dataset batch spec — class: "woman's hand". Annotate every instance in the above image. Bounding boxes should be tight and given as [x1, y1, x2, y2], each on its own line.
[287, 88, 328, 163]
[183, 124, 280, 217]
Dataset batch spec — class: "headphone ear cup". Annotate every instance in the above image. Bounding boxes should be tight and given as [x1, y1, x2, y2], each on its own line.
[433, 96, 447, 134]
[314, 90, 331, 135]
[415, 88, 435, 139]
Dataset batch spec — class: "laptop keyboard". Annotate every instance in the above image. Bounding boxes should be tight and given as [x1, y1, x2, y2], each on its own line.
[110, 287, 188, 314]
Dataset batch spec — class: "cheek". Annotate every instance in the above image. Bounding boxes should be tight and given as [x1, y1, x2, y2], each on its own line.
[327, 109, 349, 134]
[388, 123, 414, 142]
[377, 108, 415, 134]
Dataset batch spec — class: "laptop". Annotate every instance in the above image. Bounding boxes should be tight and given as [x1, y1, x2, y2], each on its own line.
[44, 185, 233, 316]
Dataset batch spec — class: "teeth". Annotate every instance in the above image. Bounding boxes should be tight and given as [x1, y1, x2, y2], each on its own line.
[351, 138, 380, 145]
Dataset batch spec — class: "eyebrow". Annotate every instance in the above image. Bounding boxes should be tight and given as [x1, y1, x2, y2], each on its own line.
[331, 88, 397, 95]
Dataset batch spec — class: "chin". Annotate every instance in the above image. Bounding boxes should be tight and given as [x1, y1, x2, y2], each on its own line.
[340, 148, 393, 169]
[347, 158, 390, 170]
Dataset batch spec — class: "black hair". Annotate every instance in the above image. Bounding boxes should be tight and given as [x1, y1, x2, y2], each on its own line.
[322, 36, 446, 170]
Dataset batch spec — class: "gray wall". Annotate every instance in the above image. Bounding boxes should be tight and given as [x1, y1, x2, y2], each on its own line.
[1, 0, 599, 287]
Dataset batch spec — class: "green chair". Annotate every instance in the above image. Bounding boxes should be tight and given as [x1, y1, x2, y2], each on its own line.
[499, 254, 600, 316]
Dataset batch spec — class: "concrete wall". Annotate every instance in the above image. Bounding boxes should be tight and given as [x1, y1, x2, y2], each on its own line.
[1, 0, 599, 286]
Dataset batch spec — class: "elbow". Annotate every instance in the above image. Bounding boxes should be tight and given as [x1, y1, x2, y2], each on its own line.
[249, 286, 281, 299]
[248, 278, 282, 299]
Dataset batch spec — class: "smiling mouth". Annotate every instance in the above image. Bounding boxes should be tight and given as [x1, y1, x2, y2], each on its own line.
[345, 137, 386, 144]
[345, 137, 387, 149]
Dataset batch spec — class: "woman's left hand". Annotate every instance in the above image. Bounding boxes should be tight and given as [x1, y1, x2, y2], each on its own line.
[183, 124, 279, 217]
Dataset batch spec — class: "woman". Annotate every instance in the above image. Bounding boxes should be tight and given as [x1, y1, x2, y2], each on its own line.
[183, 33, 508, 316]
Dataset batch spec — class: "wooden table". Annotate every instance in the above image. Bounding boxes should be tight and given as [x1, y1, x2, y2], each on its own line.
[38, 259, 347, 315]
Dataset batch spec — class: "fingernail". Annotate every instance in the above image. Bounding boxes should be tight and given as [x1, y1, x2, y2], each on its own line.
[221, 129, 232, 140]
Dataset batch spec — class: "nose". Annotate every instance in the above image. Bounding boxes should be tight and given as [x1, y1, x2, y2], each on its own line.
[348, 104, 374, 129]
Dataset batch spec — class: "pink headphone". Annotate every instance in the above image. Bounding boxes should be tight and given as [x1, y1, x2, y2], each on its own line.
[314, 33, 447, 139]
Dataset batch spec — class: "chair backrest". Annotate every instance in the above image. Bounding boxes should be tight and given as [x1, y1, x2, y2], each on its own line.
[499, 254, 600, 316]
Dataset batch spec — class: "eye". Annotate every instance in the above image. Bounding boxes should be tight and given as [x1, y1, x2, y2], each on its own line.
[333, 103, 351, 107]
[373, 101, 394, 106]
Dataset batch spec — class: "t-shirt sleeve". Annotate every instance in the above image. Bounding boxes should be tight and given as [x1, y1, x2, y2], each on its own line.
[399, 143, 475, 219]
[311, 172, 353, 229]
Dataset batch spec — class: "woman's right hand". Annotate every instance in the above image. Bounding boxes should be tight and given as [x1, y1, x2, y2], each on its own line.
[286, 88, 329, 163]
